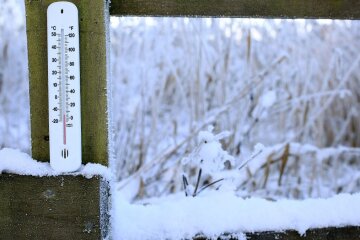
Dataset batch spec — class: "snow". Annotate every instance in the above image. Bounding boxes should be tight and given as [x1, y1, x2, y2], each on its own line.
[259, 90, 277, 108]
[112, 188, 360, 240]
[0, 148, 112, 179]
[0, 148, 52, 176]
[182, 126, 234, 173]
[254, 143, 265, 153]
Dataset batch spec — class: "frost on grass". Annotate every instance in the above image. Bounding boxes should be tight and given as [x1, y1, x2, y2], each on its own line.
[110, 18, 360, 200]
[0, 148, 112, 179]
[0, 0, 30, 152]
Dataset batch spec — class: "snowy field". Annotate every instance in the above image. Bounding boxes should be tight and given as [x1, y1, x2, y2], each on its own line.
[1, 0, 360, 239]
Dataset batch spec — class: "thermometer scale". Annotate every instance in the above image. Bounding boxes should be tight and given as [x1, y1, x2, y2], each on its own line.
[47, 2, 81, 172]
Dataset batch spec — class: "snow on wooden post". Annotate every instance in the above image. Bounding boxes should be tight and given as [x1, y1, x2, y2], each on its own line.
[25, 0, 110, 165]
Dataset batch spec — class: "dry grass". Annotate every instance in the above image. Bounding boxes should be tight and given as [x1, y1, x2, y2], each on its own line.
[110, 19, 360, 200]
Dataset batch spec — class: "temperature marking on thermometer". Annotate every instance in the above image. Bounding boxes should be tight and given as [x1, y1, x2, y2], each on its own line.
[60, 28, 67, 145]
[47, 2, 81, 172]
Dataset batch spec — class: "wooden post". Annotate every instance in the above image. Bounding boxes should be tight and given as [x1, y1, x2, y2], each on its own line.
[25, 0, 110, 165]
[1, 1, 112, 238]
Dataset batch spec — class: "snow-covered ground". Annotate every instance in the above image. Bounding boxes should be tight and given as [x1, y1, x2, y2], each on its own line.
[1, 0, 360, 239]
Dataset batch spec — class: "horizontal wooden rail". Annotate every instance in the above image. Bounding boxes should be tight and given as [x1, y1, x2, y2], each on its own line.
[110, 0, 360, 19]
[0, 174, 110, 239]
[193, 226, 360, 239]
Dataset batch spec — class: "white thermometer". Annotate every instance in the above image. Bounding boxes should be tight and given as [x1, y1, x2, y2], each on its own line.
[47, 2, 81, 172]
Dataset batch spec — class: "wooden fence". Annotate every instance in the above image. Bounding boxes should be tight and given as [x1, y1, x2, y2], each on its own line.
[0, 0, 359, 239]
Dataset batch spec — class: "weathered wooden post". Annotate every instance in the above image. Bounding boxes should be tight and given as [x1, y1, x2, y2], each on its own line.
[26, 0, 109, 164]
[1, 0, 110, 239]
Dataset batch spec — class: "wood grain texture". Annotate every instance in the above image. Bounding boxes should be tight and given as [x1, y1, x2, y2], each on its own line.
[0, 174, 110, 240]
[110, 0, 360, 19]
[25, 0, 110, 165]
[193, 226, 360, 239]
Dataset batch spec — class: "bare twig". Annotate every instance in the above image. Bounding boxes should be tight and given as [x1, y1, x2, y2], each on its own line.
[182, 174, 189, 197]
[192, 168, 202, 197]
[238, 149, 263, 171]
[197, 178, 225, 196]
[278, 143, 290, 186]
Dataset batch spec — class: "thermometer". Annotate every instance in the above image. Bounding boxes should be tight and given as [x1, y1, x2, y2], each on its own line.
[47, 2, 81, 172]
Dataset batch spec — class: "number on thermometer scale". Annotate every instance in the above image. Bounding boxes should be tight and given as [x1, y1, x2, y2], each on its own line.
[47, 2, 81, 172]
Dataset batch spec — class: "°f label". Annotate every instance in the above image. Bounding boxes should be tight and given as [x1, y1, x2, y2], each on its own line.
[47, 2, 81, 172]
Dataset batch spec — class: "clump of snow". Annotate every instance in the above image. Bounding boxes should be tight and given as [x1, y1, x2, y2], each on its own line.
[112, 189, 360, 240]
[182, 126, 234, 174]
[259, 90, 277, 108]
[79, 162, 113, 180]
[254, 143, 265, 152]
[0, 148, 113, 179]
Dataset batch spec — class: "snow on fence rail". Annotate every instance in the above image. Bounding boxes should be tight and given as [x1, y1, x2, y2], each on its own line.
[112, 189, 360, 240]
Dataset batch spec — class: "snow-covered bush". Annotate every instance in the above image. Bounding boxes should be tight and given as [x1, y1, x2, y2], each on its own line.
[181, 126, 234, 196]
